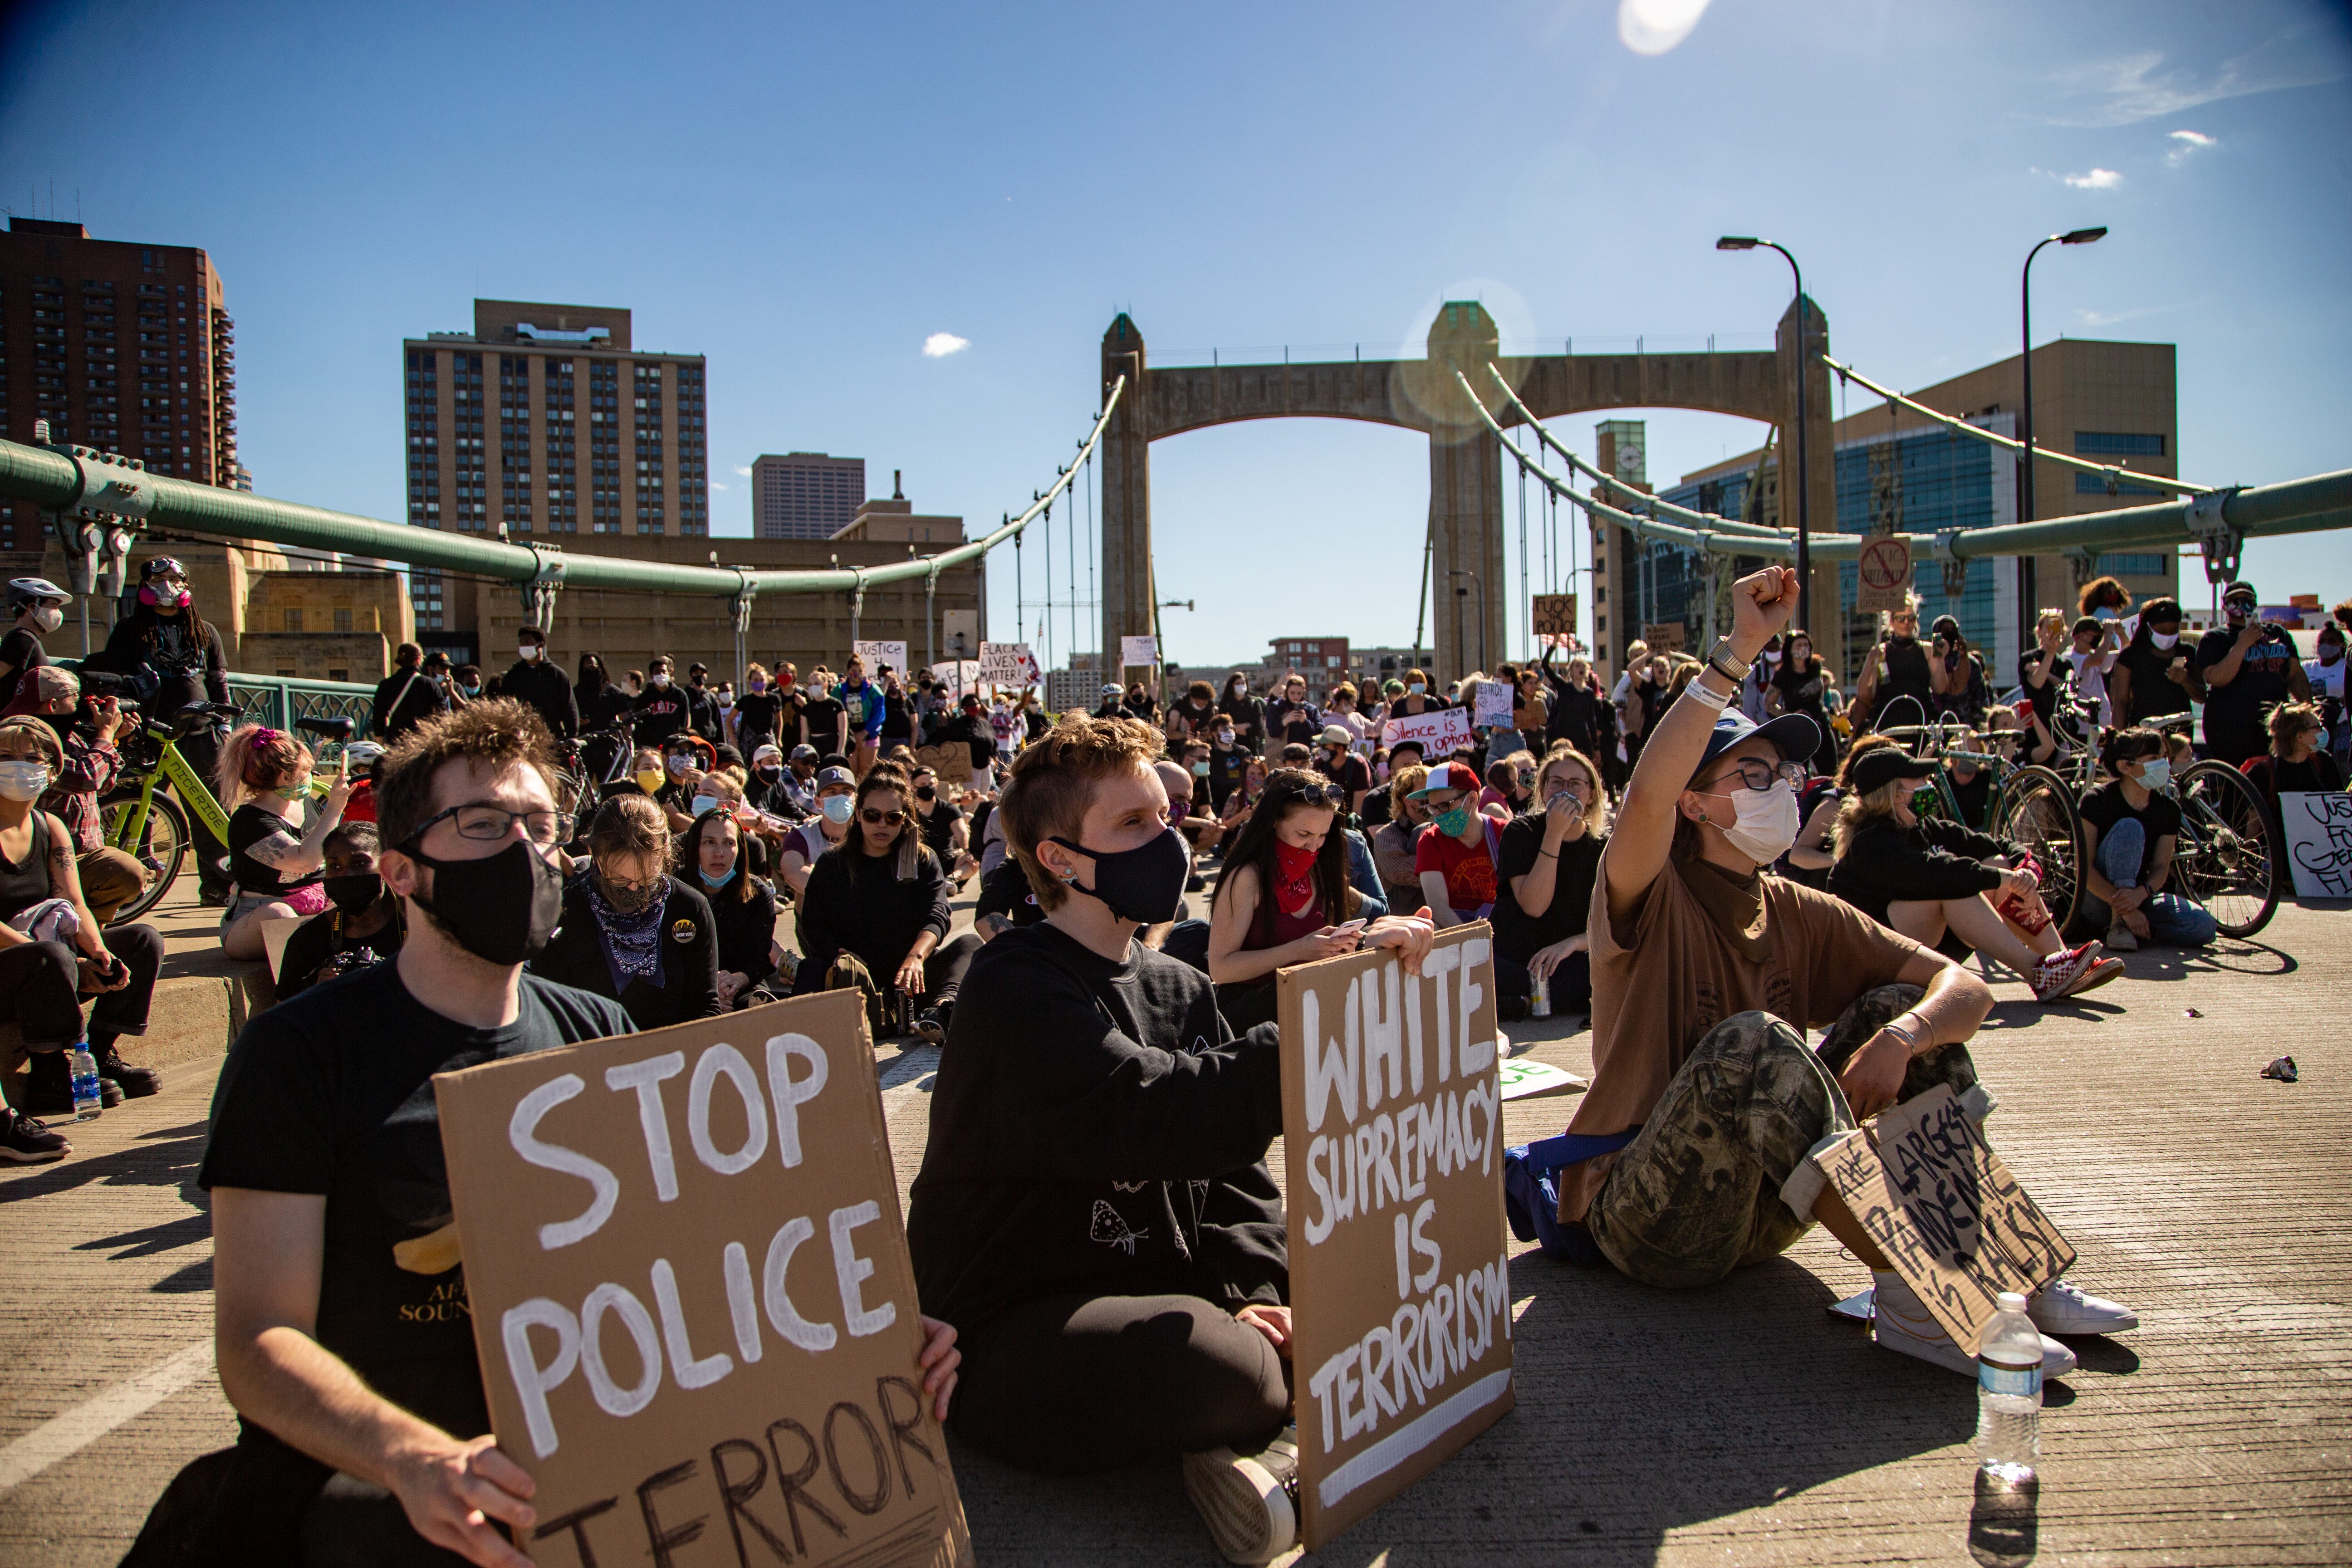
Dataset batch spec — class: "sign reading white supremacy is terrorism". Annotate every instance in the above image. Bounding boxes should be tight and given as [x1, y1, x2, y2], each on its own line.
[1277, 924, 1513, 1550]
[433, 992, 973, 1568]
[1381, 706, 1475, 756]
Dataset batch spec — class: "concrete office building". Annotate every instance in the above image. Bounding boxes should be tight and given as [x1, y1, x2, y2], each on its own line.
[1617, 338, 2181, 683]
[402, 300, 709, 650]
[0, 217, 240, 572]
[753, 452, 865, 539]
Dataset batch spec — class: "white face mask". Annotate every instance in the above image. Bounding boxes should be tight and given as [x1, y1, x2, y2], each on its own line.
[651, 672, 671, 687]
[2136, 757, 2173, 794]
[28, 605, 64, 634]
[1704, 779, 1802, 866]
[2150, 630, 2179, 651]
[0, 760, 50, 801]
[518, 644, 542, 661]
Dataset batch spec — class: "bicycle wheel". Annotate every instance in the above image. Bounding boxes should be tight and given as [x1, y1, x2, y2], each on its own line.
[102, 790, 190, 924]
[1991, 764, 2085, 936]
[2174, 761, 2278, 938]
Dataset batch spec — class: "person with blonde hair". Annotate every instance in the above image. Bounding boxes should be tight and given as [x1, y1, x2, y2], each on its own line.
[1493, 744, 1606, 1013]
[1827, 747, 2118, 1003]
[1371, 760, 1432, 912]
[215, 721, 353, 960]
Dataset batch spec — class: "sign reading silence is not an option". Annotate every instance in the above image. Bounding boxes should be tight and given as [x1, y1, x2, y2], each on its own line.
[1277, 924, 1514, 1551]
[433, 992, 972, 1568]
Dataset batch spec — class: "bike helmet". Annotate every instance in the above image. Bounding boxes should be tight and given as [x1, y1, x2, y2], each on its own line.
[6, 577, 68, 610]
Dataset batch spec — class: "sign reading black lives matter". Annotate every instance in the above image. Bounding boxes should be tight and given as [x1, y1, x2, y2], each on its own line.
[435, 992, 972, 1568]
[1277, 923, 1513, 1550]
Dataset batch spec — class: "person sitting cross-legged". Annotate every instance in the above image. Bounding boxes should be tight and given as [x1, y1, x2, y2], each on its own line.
[2077, 725, 2218, 952]
[1540, 565, 2136, 1378]
[908, 713, 1433, 1564]
[1826, 747, 2122, 1004]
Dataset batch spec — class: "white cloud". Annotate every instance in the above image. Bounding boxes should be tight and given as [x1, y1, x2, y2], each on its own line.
[922, 332, 970, 358]
[1617, 0, 1712, 55]
[2166, 128, 2218, 167]
[710, 481, 729, 491]
[2074, 302, 2182, 329]
[732, 464, 751, 476]
[2038, 34, 2347, 127]
[2062, 167, 2123, 189]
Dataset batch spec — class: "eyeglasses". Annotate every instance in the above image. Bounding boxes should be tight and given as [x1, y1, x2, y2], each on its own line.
[408, 803, 575, 848]
[860, 807, 907, 825]
[1701, 758, 1808, 794]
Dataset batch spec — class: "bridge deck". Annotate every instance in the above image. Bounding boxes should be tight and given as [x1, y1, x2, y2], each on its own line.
[0, 880, 2344, 1566]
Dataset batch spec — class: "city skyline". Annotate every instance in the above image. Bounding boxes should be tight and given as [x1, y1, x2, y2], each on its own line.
[0, 1, 2345, 664]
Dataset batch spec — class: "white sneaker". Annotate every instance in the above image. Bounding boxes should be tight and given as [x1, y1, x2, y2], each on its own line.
[1870, 1272, 2078, 1378]
[2103, 919, 2140, 953]
[1182, 1426, 1299, 1565]
[2027, 1277, 2138, 1335]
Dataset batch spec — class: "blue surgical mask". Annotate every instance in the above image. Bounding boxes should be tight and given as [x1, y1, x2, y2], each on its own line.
[1408, 682, 1426, 696]
[691, 795, 720, 817]
[698, 864, 737, 890]
[821, 796, 854, 824]
[2137, 757, 2172, 794]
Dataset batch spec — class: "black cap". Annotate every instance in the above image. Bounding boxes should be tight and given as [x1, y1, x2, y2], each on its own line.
[1850, 748, 1938, 795]
[2141, 597, 2184, 623]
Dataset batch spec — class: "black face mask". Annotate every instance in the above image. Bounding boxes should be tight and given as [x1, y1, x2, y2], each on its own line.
[405, 838, 565, 966]
[324, 872, 382, 916]
[1049, 826, 1190, 925]
[916, 785, 936, 799]
[756, 765, 782, 781]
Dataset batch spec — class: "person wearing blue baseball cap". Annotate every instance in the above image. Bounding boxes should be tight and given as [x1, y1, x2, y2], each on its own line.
[1516, 565, 2135, 1378]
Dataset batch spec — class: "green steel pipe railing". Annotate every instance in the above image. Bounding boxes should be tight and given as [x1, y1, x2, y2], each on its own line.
[0, 374, 1124, 601]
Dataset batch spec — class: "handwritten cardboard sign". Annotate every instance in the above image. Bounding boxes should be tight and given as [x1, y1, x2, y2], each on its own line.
[1277, 924, 1513, 1550]
[926, 660, 980, 698]
[2281, 790, 2352, 897]
[1811, 1084, 2074, 1357]
[1855, 534, 1914, 614]
[1381, 706, 1474, 757]
[1119, 634, 1159, 669]
[976, 641, 1038, 689]
[1531, 593, 1576, 642]
[913, 743, 973, 789]
[852, 639, 907, 677]
[1472, 681, 1514, 729]
[433, 993, 972, 1568]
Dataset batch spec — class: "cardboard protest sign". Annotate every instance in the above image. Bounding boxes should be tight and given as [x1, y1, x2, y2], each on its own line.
[1278, 924, 1513, 1550]
[1639, 621, 1688, 655]
[1381, 706, 1474, 756]
[2281, 790, 2352, 897]
[1496, 1057, 1585, 1102]
[914, 743, 973, 789]
[976, 641, 1038, 689]
[853, 639, 907, 676]
[1855, 535, 1914, 613]
[1472, 681, 1513, 729]
[1530, 593, 1576, 643]
[927, 660, 980, 698]
[1119, 634, 1158, 668]
[434, 993, 972, 1568]
[1809, 1084, 2075, 1357]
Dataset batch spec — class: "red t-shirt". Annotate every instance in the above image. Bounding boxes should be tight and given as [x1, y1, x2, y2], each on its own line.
[1413, 818, 1501, 916]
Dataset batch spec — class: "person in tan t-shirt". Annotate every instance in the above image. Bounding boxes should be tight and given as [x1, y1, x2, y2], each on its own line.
[1536, 565, 2138, 1379]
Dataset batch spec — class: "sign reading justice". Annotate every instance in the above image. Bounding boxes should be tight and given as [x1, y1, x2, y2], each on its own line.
[1278, 924, 1513, 1550]
[434, 992, 972, 1568]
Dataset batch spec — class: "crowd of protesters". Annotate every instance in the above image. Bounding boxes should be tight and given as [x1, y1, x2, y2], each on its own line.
[0, 545, 2337, 1566]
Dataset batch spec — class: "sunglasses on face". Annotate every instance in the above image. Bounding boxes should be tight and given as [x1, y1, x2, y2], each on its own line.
[860, 807, 906, 825]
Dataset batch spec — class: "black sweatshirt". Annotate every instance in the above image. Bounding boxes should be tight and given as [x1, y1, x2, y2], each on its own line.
[907, 923, 1288, 1338]
[500, 659, 579, 739]
[794, 842, 952, 975]
[531, 874, 722, 1029]
[1827, 814, 2022, 926]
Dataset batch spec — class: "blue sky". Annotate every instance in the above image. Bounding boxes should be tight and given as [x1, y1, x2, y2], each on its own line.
[4, 0, 2347, 670]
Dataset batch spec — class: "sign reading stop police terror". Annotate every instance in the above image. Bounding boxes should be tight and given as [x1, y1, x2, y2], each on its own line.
[1278, 925, 1513, 1550]
[434, 992, 972, 1568]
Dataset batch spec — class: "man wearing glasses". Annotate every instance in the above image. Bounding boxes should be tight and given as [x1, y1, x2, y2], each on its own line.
[1534, 567, 2135, 1378]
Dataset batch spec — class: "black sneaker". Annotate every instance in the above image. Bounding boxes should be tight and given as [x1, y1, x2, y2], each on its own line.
[1182, 1426, 1298, 1565]
[916, 1003, 951, 1045]
[22, 1053, 81, 1117]
[0, 1108, 71, 1163]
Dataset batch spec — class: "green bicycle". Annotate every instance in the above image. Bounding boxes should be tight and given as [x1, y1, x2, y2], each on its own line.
[99, 701, 241, 925]
[1874, 717, 2088, 937]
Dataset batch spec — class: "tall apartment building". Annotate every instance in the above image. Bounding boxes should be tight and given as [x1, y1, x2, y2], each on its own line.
[753, 452, 865, 539]
[0, 217, 239, 571]
[402, 300, 708, 640]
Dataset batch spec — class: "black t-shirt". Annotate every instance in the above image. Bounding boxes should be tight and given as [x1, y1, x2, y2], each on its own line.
[1492, 816, 1604, 965]
[199, 963, 634, 1442]
[1207, 745, 1251, 808]
[2196, 626, 2300, 759]
[2016, 648, 2064, 725]
[1950, 766, 1995, 831]
[1871, 637, 1934, 727]
[1771, 660, 1829, 717]
[0, 626, 47, 680]
[1311, 751, 1372, 801]
[733, 690, 785, 747]
[228, 803, 321, 898]
[277, 901, 406, 998]
[2078, 780, 2182, 886]
[631, 686, 690, 745]
[880, 689, 915, 741]
[799, 695, 846, 751]
[973, 855, 1044, 931]
[906, 924, 1286, 1340]
[914, 796, 964, 858]
[2113, 639, 2191, 727]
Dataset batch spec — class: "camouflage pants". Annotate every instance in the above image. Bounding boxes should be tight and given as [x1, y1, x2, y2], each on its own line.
[1585, 985, 1982, 1289]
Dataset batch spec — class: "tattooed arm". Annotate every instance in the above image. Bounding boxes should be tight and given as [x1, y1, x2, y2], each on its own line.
[43, 812, 121, 984]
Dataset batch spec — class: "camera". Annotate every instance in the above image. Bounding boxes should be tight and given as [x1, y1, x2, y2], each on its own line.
[78, 668, 138, 700]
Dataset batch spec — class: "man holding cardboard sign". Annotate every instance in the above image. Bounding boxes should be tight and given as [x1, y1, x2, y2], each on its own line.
[153, 701, 958, 1568]
[1530, 566, 2135, 1379]
[909, 714, 1432, 1566]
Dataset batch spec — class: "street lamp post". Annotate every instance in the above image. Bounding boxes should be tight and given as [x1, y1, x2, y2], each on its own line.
[1449, 569, 1486, 673]
[2019, 227, 2108, 619]
[1718, 237, 1811, 638]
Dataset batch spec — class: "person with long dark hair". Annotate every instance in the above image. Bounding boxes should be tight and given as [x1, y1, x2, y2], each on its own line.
[1203, 768, 1390, 1031]
[686, 805, 782, 1008]
[2106, 596, 2203, 729]
[91, 556, 235, 899]
[1928, 614, 1991, 728]
[1765, 629, 1840, 776]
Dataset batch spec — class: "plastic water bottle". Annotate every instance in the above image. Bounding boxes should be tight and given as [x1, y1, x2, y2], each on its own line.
[1975, 1291, 2042, 1497]
[67, 1042, 104, 1122]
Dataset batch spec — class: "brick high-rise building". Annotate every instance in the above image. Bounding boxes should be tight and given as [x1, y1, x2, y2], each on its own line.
[402, 300, 708, 642]
[0, 217, 239, 569]
[753, 451, 866, 539]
